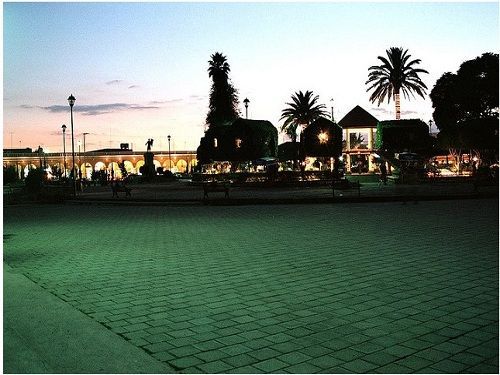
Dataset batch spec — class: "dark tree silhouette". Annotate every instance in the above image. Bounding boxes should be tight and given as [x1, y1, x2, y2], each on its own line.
[280, 90, 328, 139]
[280, 90, 328, 166]
[366, 47, 428, 120]
[431, 53, 499, 131]
[206, 52, 240, 128]
[431, 53, 499, 165]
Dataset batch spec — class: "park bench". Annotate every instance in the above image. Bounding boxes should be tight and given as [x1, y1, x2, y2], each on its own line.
[203, 181, 230, 199]
[111, 183, 132, 197]
[332, 178, 361, 198]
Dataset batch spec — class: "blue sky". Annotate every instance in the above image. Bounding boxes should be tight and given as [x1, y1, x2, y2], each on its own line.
[3, 2, 499, 152]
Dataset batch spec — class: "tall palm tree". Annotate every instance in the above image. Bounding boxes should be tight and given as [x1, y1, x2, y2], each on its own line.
[366, 47, 428, 120]
[280, 90, 328, 166]
[206, 52, 239, 128]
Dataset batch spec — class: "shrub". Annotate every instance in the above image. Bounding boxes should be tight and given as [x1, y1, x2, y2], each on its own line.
[3, 166, 18, 184]
[25, 168, 45, 193]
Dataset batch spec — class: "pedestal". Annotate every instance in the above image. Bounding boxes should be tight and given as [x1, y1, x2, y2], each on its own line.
[143, 152, 156, 179]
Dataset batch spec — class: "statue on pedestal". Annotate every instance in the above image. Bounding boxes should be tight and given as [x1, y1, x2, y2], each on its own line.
[142, 138, 156, 180]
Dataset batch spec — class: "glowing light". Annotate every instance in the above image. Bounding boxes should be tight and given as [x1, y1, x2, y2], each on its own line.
[318, 132, 328, 144]
[235, 138, 242, 148]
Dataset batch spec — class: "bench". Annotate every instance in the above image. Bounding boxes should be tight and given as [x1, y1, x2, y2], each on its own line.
[203, 181, 230, 199]
[332, 179, 361, 197]
[111, 183, 132, 197]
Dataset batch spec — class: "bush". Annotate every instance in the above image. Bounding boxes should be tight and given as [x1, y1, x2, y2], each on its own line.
[3, 166, 18, 184]
[25, 168, 45, 193]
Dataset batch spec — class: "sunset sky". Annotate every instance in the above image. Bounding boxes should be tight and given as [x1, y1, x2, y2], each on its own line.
[3, 1, 499, 152]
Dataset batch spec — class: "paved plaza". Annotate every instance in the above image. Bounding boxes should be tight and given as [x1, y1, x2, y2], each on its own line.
[3, 199, 499, 373]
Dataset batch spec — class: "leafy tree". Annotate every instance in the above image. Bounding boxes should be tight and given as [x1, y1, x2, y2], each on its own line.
[430, 53, 499, 165]
[303, 117, 343, 158]
[206, 52, 240, 128]
[431, 53, 499, 131]
[280, 90, 328, 165]
[25, 168, 45, 194]
[226, 119, 278, 162]
[3, 166, 18, 184]
[375, 119, 432, 154]
[366, 47, 429, 120]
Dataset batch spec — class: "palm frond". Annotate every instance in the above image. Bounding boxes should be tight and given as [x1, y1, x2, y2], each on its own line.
[366, 47, 429, 115]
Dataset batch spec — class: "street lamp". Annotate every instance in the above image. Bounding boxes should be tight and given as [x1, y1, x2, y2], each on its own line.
[78, 140, 81, 163]
[37, 145, 43, 169]
[78, 140, 82, 183]
[167, 135, 172, 172]
[243, 98, 250, 119]
[68, 94, 76, 197]
[83, 133, 90, 178]
[330, 98, 335, 122]
[61, 124, 67, 178]
[82, 132, 89, 179]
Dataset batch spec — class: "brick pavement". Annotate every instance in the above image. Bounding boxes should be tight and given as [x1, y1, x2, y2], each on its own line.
[3, 199, 499, 373]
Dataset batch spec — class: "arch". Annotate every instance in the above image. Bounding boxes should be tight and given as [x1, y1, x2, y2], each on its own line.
[162, 160, 175, 169]
[24, 164, 37, 178]
[153, 160, 162, 171]
[123, 160, 135, 174]
[176, 159, 187, 173]
[95, 161, 106, 171]
[80, 163, 92, 179]
[135, 160, 145, 175]
[69, 163, 80, 176]
[44, 165, 54, 179]
[50, 162, 63, 177]
[108, 162, 122, 179]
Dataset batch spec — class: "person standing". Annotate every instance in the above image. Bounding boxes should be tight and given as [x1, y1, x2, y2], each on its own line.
[379, 161, 388, 185]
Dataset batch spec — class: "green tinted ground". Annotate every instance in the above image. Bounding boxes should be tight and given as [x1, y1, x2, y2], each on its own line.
[3, 200, 498, 373]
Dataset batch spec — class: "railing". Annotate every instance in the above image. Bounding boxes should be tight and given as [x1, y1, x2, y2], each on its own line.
[3, 150, 197, 158]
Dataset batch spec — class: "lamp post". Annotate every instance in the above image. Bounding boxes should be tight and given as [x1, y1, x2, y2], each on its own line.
[330, 98, 335, 122]
[37, 145, 43, 169]
[82, 132, 89, 179]
[243, 98, 250, 119]
[78, 140, 82, 183]
[78, 140, 81, 163]
[61, 124, 67, 178]
[68, 94, 76, 197]
[167, 135, 172, 172]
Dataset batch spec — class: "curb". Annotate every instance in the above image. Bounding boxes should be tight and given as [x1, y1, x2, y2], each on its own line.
[64, 191, 498, 207]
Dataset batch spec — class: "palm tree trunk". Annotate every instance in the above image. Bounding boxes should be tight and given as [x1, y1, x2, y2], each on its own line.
[292, 134, 299, 171]
[395, 92, 401, 120]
